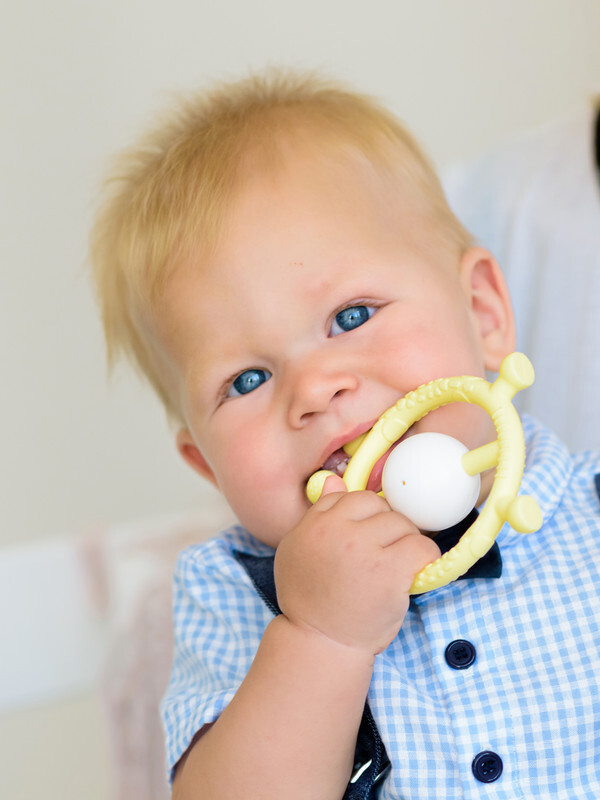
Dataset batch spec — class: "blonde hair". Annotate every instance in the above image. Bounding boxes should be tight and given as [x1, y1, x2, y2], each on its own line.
[90, 69, 473, 420]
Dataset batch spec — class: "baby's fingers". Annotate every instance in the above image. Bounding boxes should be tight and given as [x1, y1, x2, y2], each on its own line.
[385, 528, 442, 589]
[307, 476, 347, 513]
[313, 488, 391, 521]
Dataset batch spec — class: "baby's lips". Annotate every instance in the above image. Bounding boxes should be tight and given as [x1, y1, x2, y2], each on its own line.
[365, 440, 401, 493]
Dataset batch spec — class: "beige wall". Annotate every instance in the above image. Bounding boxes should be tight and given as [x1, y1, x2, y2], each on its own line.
[0, 695, 111, 800]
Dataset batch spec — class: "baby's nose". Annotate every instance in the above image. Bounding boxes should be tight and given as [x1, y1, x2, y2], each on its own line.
[286, 363, 359, 428]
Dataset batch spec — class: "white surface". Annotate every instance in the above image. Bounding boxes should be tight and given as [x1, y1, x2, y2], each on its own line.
[444, 104, 600, 451]
[382, 433, 480, 531]
[0, 536, 106, 712]
[0, 508, 233, 714]
[0, 507, 233, 798]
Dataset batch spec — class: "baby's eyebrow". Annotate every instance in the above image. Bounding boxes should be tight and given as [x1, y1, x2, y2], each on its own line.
[183, 354, 223, 396]
[186, 352, 249, 399]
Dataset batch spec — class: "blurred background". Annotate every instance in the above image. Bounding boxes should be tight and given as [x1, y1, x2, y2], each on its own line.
[1, 1, 599, 798]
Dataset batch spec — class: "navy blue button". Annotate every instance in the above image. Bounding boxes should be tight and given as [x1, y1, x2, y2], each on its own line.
[445, 639, 476, 669]
[472, 751, 503, 783]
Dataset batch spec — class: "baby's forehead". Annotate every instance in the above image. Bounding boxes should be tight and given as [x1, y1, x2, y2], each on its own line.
[147, 127, 466, 346]
[218, 143, 418, 243]
[158, 120, 446, 303]
[162, 150, 447, 308]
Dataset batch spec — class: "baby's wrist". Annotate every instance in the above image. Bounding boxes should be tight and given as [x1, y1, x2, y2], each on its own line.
[272, 613, 378, 668]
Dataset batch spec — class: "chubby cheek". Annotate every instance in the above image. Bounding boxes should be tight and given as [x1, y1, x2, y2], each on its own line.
[212, 427, 307, 546]
[421, 403, 494, 451]
[366, 319, 492, 448]
[381, 311, 485, 388]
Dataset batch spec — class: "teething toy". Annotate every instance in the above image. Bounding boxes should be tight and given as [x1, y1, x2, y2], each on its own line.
[306, 352, 542, 594]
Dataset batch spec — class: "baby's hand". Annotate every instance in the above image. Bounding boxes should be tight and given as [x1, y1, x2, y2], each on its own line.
[274, 479, 441, 656]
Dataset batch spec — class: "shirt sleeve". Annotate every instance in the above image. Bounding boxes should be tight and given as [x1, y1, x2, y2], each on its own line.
[160, 536, 274, 781]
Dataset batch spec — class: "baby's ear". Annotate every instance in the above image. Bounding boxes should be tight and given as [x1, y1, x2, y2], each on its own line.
[460, 247, 516, 372]
[176, 429, 218, 487]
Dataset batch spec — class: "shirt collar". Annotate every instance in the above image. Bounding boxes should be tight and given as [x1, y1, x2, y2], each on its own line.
[496, 413, 573, 551]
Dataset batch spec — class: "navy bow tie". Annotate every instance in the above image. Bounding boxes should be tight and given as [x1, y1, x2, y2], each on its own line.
[433, 508, 502, 580]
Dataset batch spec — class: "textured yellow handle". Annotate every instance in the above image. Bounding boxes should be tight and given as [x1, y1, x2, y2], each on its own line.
[306, 353, 542, 594]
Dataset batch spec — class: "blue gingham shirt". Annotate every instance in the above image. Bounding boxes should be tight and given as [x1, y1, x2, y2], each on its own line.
[162, 415, 600, 797]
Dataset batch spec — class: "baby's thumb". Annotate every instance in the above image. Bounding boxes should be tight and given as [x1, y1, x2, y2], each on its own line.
[306, 470, 348, 503]
[321, 473, 348, 496]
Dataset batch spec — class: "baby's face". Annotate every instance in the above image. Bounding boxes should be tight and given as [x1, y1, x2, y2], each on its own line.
[156, 148, 513, 546]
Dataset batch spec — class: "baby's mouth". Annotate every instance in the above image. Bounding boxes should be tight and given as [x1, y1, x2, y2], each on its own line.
[322, 448, 352, 477]
[320, 431, 406, 492]
[321, 431, 368, 477]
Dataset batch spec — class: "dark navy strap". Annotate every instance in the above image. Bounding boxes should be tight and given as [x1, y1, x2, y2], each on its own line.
[594, 474, 600, 506]
[434, 508, 502, 580]
[233, 551, 280, 616]
[232, 549, 390, 798]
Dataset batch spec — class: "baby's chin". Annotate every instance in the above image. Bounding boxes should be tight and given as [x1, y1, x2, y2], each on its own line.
[246, 525, 289, 550]
[241, 502, 307, 550]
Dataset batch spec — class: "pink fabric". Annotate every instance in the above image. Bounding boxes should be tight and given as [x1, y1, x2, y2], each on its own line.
[90, 509, 233, 800]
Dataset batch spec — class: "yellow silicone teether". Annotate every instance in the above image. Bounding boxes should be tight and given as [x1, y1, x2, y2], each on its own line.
[306, 352, 542, 594]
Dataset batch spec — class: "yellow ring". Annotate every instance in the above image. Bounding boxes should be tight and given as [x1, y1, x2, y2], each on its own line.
[307, 353, 542, 594]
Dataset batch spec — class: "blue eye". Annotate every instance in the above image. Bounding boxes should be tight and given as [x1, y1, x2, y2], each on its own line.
[227, 368, 272, 397]
[330, 305, 375, 336]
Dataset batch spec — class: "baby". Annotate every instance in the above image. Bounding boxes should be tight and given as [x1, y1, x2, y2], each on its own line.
[91, 71, 600, 799]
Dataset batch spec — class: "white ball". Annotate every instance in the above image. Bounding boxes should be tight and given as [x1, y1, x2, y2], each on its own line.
[381, 432, 480, 531]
